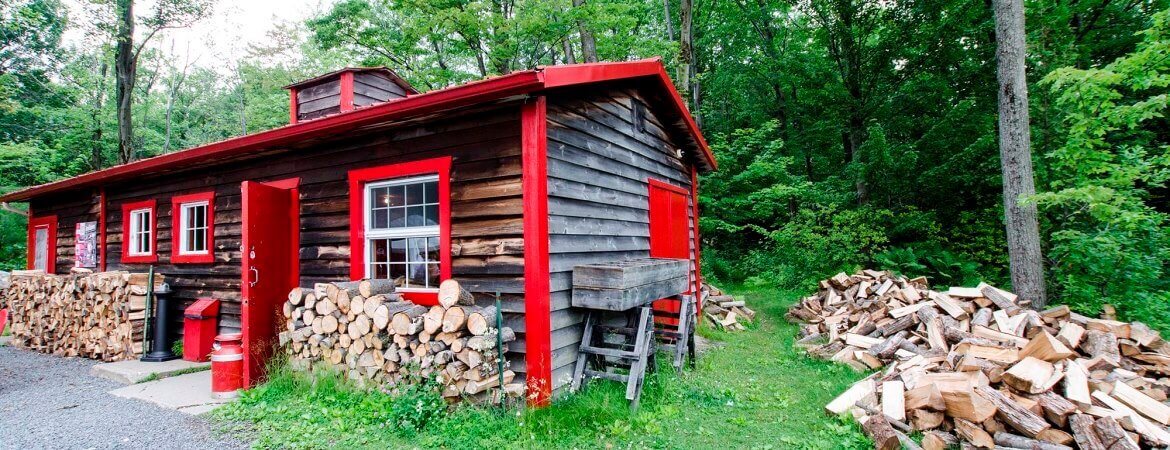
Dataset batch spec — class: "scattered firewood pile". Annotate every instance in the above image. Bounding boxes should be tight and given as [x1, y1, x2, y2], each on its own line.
[279, 278, 525, 402]
[2, 269, 160, 361]
[701, 284, 755, 331]
[789, 269, 1170, 449]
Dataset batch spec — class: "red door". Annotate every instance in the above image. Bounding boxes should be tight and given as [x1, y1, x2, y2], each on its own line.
[648, 180, 693, 326]
[241, 179, 299, 387]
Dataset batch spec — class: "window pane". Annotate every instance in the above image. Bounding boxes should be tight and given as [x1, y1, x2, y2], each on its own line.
[193, 229, 205, 252]
[424, 205, 438, 226]
[372, 239, 388, 263]
[407, 263, 427, 287]
[195, 205, 206, 228]
[388, 207, 405, 228]
[406, 206, 424, 227]
[388, 185, 405, 207]
[407, 237, 426, 263]
[426, 237, 439, 262]
[406, 183, 423, 205]
[374, 263, 388, 279]
[373, 208, 388, 229]
[390, 263, 404, 286]
[389, 238, 406, 263]
[424, 181, 438, 204]
[426, 263, 440, 288]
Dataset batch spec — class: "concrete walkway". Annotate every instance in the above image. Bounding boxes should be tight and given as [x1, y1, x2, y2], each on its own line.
[0, 345, 245, 449]
[92, 358, 210, 384]
[110, 370, 233, 415]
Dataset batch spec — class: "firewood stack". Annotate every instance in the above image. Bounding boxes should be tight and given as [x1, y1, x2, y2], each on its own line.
[279, 278, 525, 402]
[701, 284, 755, 331]
[2, 269, 160, 361]
[789, 269, 1170, 449]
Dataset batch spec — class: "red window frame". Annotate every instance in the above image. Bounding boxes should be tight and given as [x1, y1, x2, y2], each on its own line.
[348, 156, 452, 305]
[121, 199, 158, 264]
[27, 215, 57, 272]
[171, 191, 216, 264]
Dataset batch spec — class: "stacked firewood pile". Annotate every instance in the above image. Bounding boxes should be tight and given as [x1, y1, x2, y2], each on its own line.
[2, 269, 160, 361]
[701, 284, 755, 331]
[789, 269, 1170, 449]
[279, 278, 525, 402]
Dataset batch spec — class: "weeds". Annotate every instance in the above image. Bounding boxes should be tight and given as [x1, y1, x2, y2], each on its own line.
[214, 286, 870, 449]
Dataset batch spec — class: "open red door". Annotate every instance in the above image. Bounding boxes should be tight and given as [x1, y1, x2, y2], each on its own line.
[648, 179, 694, 326]
[241, 179, 299, 387]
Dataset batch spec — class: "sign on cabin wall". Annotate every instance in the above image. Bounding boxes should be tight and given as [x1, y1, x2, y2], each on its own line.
[75, 221, 98, 268]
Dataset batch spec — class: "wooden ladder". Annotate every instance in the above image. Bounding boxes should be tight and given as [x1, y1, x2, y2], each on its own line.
[570, 306, 656, 409]
[653, 293, 697, 374]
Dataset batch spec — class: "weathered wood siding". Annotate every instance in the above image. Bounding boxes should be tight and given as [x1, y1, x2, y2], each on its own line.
[29, 105, 529, 376]
[353, 72, 408, 107]
[296, 79, 342, 121]
[544, 88, 699, 395]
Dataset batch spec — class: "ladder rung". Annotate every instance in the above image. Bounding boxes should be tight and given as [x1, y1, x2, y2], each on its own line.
[580, 344, 640, 359]
[596, 325, 639, 336]
[584, 369, 629, 383]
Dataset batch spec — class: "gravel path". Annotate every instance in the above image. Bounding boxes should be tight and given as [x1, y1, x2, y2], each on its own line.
[0, 344, 247, 449]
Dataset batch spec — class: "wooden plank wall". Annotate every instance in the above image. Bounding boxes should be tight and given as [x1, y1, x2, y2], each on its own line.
[353, 72, 407, 107]
[544, 87, 698, 395]
[29, 105, 529, 378]
[296, 79, 342, 121]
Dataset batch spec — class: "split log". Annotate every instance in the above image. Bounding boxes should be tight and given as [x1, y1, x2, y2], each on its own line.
[861, 415, 899, 450]
[466, 306, 498, 336]
[359, 279, 396, 297]
[437, 279, 474, 308]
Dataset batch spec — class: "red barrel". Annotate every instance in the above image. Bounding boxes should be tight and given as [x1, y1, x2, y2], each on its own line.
[211, 333, 244, 398]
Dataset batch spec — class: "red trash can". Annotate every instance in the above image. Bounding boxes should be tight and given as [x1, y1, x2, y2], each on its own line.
[183, 298, 219, 362]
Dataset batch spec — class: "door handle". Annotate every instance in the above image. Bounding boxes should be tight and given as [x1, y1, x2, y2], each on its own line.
[249, 266, 259, 287]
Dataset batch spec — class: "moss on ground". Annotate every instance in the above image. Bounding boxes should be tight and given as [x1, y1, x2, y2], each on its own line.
[213, 286, 870, 449]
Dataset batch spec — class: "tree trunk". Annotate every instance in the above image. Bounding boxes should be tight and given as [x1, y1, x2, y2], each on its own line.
[561, 38, 576, 64]
[992, 0, 1047, 307]
[573, 0, 598, 63]
[90, 61, 108, 171]
[662, 0, 675, 41]
[114, 0, 136, 164]
[679, 0, 700, 126]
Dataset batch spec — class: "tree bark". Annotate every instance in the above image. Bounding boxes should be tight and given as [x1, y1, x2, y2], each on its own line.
[573, 0, 598, 63]
[992, 0, 1047, 307]
[662, 0, 675, 41]
[679, 0, 700, 127]
[114, 0, 136, 164]
[90, 61, 108, 171]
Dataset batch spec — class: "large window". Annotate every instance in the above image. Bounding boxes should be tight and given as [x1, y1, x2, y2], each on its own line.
[121, 200, 157, 263]
[348, 157, 451, 304]
[172, 191, 215, 263]
[365, 176, 440, 289]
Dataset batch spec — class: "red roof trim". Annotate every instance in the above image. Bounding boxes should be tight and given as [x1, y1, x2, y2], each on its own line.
[0, 59, 713, 202]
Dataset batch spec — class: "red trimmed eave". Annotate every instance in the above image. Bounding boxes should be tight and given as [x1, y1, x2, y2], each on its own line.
[0, 59, 714, 203]
[541, 58, 717, 172]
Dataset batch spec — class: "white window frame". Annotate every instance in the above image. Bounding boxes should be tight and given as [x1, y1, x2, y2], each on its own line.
[364, 174, 440, 292]
[127, 208, 153, 256]
[178, 201, 210, 256]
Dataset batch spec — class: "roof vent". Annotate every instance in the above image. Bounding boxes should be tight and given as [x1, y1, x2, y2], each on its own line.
[283, 67, 417, 124]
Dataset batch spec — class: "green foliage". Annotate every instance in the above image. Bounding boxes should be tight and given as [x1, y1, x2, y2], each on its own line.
[1036, 10, 1170, 330]
[171, 339, 183, 358]
[875, 246, 984, 288]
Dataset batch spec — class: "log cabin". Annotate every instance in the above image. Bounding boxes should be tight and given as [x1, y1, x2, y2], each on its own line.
[0, 59, 715, 403]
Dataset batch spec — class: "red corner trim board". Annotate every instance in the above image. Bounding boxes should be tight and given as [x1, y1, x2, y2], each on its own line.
[170, 191, 216, 264]
[346, 157, 452, 306]
[26, 215, 57, 271]
[522, 96, 552, 406]
[120, 199, 158, 264]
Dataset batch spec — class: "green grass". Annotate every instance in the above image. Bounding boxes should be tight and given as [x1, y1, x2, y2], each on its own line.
[213, 286, 870, 449]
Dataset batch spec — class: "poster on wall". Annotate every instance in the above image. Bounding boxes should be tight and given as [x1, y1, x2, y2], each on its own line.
[75, 221, 98, 268]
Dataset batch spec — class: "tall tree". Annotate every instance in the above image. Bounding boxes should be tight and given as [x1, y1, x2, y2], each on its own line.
[111, 0, 209, 164]
[573, 0, 599, 62]
[679, 0, 698, 125]
[992, 0, 1047, 306]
